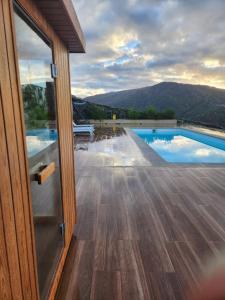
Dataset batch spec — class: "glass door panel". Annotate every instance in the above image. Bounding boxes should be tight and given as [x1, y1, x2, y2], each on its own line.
[14, 8, 64, 300]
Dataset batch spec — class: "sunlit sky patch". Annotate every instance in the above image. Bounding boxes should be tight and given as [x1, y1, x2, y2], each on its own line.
[71, 0, 225, 98]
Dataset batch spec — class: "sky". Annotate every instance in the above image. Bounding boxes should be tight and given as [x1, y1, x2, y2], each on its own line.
[71, 0, 225, 98]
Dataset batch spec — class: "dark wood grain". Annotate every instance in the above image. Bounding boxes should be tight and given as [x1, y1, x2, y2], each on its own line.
[32, 0, 85, 53]
[57, 128, 225, 299]
[90, 271, 122, 300]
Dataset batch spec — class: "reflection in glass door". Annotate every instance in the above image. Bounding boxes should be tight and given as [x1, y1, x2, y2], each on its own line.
[14, 7, 64, 300]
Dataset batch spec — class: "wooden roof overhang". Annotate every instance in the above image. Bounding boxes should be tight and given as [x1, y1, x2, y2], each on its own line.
[33, 0, 85, 53]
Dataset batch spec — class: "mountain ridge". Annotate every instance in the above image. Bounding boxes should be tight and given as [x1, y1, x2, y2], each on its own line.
[87, 82, 225, 99]
[84, 82, 225, 128]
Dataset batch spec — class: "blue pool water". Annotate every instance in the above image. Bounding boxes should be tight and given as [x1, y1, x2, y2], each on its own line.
[26, 129, 58, 157]
[132, 128, 225, 163]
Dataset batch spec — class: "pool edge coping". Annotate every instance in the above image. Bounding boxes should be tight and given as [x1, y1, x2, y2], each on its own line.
[125, 127, 225, 168]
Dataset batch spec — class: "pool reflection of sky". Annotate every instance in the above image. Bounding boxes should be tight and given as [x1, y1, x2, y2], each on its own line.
[134, 129, 225, 163]
[26, 129, 57, 157]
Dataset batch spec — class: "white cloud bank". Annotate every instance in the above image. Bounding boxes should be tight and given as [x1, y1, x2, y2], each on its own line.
[71, 0, 225, 97]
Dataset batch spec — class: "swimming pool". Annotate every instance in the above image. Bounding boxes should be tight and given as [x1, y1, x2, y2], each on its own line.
[26, 129, 58, 157]
[132, 128, 225, 163]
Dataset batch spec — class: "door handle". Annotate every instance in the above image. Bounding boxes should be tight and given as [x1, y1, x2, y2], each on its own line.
[36, 162, 56, 185]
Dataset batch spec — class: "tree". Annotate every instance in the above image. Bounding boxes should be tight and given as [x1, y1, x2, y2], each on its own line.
[161, 108, 175, 119]
[86, 105, 107, 120]
[127, 108, 140, 119]
[146, 106, 157, 119]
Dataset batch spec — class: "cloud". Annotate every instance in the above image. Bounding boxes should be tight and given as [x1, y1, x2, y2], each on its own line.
[71, 0, 225, 97]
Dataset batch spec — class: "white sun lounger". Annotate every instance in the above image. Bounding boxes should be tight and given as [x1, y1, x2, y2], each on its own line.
[73, 122, 94, 135]
[73, 121, 94, 129]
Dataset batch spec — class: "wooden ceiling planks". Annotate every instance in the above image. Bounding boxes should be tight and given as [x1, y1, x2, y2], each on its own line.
[33, 0, 85, 53]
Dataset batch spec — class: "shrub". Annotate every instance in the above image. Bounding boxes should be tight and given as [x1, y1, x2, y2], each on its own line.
[86, 105, 107, 120]
[126, 106, 175, 120]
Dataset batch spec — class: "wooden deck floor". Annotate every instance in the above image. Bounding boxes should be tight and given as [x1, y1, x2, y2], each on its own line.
[56, 128, 225, 300]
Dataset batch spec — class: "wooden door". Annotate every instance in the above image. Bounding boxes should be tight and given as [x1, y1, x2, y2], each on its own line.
[0, 1, 77, 299]
[0, 1, 39, 299]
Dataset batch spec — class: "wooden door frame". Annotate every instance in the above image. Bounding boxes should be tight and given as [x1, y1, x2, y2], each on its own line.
[0, 1, 39, 299]
[0, 0, 77, 299]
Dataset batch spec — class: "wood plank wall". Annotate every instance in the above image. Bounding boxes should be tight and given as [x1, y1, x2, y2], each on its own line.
[0, 79, 23, 300]
[0, 0, 77, 299]
[0, 1, 35, 299]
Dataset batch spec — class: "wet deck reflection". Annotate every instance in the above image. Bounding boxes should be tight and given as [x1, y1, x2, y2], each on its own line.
[75, 127, 152, 168]
[57, 127, 225, 300]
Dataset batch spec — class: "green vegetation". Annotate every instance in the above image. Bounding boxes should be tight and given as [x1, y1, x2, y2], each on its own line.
[73, 97, 176, 122]
[85, 82, 225, 128]
[86, 104, 107, 121]
[22, 84, 48, 129]
[127, 106, 175, 120]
